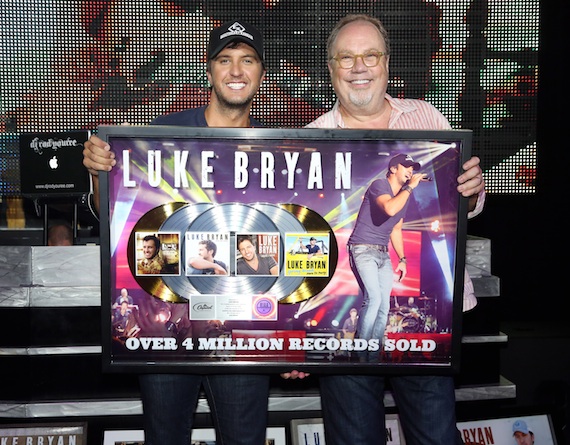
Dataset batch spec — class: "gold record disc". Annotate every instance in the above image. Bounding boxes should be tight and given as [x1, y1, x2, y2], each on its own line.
[128, 202, 188, 303]
[278, 203, 338, 304]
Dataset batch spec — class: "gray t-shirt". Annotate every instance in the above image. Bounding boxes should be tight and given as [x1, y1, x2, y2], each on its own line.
[348, 178, 409, 246]
[236, 255, 277, 275]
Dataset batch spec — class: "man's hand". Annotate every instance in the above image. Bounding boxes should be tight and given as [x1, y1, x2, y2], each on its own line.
[395, 261, 407, 282]
[83, 133, 118, 213]
[83, 134, 116, 176]
[408, 172, 429, 189]
[457, 156, 484, 198]
[280, 370, 310, 379]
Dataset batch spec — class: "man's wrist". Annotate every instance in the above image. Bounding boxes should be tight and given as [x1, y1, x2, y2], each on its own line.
[401, 185, 413, 194]
[399, 256, 407, 264]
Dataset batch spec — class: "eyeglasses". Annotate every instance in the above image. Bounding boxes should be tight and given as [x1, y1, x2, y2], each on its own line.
[330, 51, 386, 69]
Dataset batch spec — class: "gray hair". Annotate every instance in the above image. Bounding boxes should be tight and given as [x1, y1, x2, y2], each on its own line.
[327, 14, 391, 61]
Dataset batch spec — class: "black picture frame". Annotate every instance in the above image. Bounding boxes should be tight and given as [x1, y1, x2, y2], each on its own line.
[98, 125, 471, 374]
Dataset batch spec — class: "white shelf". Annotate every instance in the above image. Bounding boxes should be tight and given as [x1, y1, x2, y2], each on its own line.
[0, 376, 516, 418]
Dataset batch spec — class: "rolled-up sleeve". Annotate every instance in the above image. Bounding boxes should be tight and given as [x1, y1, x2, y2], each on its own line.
[468, 188, 485, 220]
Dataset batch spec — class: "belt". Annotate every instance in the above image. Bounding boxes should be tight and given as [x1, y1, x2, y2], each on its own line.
[349, 243, 388, 252]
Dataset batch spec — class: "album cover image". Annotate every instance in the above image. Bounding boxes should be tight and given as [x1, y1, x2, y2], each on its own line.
[285, 233, 331, 277]
[135, 232, 180, 276]
[185, 232, 231, 276]
[235, 233, 280, 276]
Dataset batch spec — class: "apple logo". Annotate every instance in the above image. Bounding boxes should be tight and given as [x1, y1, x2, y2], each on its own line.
[49, 156, 58, 169]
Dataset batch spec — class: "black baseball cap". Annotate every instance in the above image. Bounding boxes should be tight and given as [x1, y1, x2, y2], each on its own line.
[389, 154, 421, 170]
[207, 21, 265, 65]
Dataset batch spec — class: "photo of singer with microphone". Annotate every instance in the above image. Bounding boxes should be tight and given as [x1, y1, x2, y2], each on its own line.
[346, 152, 429, 362]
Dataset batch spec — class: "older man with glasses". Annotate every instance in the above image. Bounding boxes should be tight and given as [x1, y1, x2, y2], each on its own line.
[285, 13, 486, 445]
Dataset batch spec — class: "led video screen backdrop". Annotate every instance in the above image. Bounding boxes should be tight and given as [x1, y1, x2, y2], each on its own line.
[1, 0, 538, 196]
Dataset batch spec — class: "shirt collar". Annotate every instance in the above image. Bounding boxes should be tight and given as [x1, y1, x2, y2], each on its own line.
[330, 93, 417, 128]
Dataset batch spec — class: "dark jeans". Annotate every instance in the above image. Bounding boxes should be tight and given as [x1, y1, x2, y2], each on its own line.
[319, 374, 464, 445]
[139, 373, 271, 445]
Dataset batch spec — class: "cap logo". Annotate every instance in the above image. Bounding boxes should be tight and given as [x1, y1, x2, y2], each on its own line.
[220, 22, 254, 42]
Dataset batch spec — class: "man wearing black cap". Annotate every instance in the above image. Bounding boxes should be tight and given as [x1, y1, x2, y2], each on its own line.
[83, 21, 270, 445]
[150, 20, 265, 128]
[84, 20, 266, 210]
[345, 152, 427, 361]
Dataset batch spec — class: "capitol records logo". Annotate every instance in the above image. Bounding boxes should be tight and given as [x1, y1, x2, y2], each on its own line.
[193, 302, 213, 311]
[252, 295, 277, 320]
[190, 296, 216, 320]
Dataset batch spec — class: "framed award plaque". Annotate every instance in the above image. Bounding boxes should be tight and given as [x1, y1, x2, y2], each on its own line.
[99, 126, 471, 374]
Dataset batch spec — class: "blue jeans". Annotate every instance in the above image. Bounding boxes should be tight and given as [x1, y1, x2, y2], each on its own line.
[139, 373, 270, 445]
[319, 374, 463, 445]
[349, 245, 393, 344]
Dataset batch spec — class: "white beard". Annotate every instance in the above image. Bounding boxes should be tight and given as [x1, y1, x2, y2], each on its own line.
[348, 91, 373, 107]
